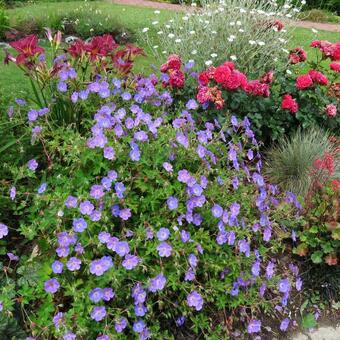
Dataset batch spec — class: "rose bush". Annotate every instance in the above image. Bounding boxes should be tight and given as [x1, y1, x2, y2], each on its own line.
[159, 42, 340, 143]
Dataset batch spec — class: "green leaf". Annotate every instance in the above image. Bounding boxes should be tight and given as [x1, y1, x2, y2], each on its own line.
[302, 313, 317, 329]
[311, 251, 323, 264]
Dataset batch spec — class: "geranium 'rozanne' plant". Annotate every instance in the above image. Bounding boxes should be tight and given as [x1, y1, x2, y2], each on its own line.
[4, 68, 306, 339]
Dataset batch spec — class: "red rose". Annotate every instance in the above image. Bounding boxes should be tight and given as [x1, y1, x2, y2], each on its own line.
[197, 86, 211, 104]
[332, 42, 340, 61]
[167, 54, 182, 70]
[260, 70, 274, 84]
[325, 104, 337, 117]
[213, 64, 232, 84]
[169, 69, 185, 88]
[246, 80, 270, 97]
[331, 180, 340, 191]
[289, 47, 307, 64]
[281, 94, 298, 113]
[198, 71, 210, 86]
[296, 74, 313, 90]
[309, 70, 328, 86]
[330, 62, 340, 72]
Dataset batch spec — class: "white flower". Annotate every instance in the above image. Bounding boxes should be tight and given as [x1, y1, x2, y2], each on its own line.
[230, 35, 236, 39]
[229, 21, 235, 26]
[205, 60, 213, 66]
[182, 16, 189, 21]
[240, 8, 246, 13]
[236, 21, 242, 26]
[191, 50, 197, 55]
[312, 28, 318, 33]
[153, 45, 159, 49]
[152, 21, 159, 25]
[228, 37, 234, 42]
[282, 48, 289, 54]
[230, 55, 237, 61]
[286, 14, 292, 18]
[175, 39, 182, 43]
[157, 31, 163, 35]
[162, 51, 167, 54]
[301, 0, 306, 4]
[278, 38, 287, 43]
[189, 30, 195, 35]
[205, 20, 210, 24]
[154, 10, 160, 14]
[257, 41, 265, 46]
[211, 53, 217, 58]
[191, 2, 197, 7]
[211, 30, 217, 34]
[142, 27, 149, 33]
[239, 29, 245, 33]
[286, 69, 292, 75]
[57, 210, 64, 217]
[168, 33, 175, 39]
[165, 24, 171, 29]
[169, 19, 174, 23]
[249, 40, 256, 45]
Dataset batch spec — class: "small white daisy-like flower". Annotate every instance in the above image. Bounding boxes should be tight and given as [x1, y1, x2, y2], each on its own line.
[301, 0, 306, 4]
[175, 39, 181, 43]
[191, 50, 197, 55]
[168, 33, 175, 39]
[229, 21, 235, 26]
[230, 35, 236, 39]
[239, 29, 245, 33]
[191, 2, 197, 7]
[278, 38, 286, 43]
[182, 16, 189, 21]
[211, 30, 217, 34]
[240, 8, 246, 13]
[236, 21, 242, 26]
[205, 20, 210, 24]
[312, 28, 318, 33]
[162, 51, 167, 54]
[286, 69, 292, 75]
[165, 24, 171, 29]
[142, 27, 149, 33]
[169, 19, 174, 23]
[57, 210, 64, 217]
[286, 14, 292, 18]
[153, 45, 159, 49]
[211, 53, 217, 58]
[205, 60, 213, 66]
[230, 55, 237, 61]
[154, 10, 160, 14]
[228, 37, 234, 42]
[258, 41, 265, 46]
[249, 40, 256, 45]
[152, 21, 159, 25]
[189, 30, 195, 35]
[157, 31, 163, 35]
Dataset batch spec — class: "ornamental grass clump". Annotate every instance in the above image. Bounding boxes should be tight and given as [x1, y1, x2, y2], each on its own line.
[2, 65, 306, 338]
[143, 0, 303, 75]
[265, 127, 339, 196]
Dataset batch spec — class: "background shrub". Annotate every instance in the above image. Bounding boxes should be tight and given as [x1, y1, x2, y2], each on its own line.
[6, 2, 134, 41]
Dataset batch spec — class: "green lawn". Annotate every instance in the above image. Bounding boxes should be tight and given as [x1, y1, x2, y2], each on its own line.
[1, 1, 339, 99]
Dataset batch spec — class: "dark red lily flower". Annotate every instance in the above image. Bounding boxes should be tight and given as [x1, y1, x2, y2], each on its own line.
[68, 39, 86, 59]
[122, 44, 145, 60]
[9, 34, 44, 65]
[85, 34, 118, 61]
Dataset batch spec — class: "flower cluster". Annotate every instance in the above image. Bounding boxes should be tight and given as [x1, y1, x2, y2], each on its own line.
[160, 54, 185, 88]
[311, 40, 340, 62]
